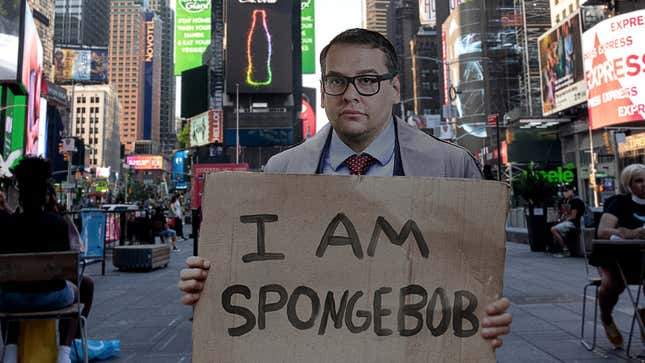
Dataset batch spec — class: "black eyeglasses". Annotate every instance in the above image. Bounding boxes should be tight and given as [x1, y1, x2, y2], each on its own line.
[322, 73, 397, 96]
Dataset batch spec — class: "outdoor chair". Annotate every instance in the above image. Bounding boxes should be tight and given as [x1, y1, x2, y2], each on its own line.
[0, 251, 89, 363]
[580, 232, 601, 351]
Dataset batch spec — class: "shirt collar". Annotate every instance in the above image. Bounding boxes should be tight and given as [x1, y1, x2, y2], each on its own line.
[328, 118, 395, 171]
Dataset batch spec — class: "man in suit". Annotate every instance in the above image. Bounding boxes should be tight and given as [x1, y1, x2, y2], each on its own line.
[179, 28, 511, 349]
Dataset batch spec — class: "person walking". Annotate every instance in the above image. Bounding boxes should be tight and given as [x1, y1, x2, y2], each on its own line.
[171, 195, 185, 240]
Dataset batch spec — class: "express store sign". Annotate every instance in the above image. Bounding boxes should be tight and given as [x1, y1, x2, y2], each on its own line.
[583, 10, 645, 129]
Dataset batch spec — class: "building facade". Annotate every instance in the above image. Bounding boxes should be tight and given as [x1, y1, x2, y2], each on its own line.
[109, 0, 146, 153]
[64, 84, 121, 171]
[410, 25, 441, 119]
[149, 0, 177, 157]
[388, 0, 420, 118]
[54, 0, 110, 47]
[28, 0, 56, 82]
[365, 0, 391, 36]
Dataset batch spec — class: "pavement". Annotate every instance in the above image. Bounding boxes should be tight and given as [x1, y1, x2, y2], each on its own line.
[2, 226, 644, 362]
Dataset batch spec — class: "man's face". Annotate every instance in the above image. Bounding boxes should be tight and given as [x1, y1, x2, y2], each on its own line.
[631, 170, 645, 198]
[563, 189, 573, 199]
[320, 43, 400, 149]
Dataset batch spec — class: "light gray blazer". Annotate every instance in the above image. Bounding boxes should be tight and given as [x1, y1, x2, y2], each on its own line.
[265, 119, 482, 179]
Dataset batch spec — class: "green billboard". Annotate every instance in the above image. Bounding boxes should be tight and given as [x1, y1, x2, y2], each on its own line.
[175, 0, 212, 76]
[0, 85, 26, 177]
[301, 0, 315, 74]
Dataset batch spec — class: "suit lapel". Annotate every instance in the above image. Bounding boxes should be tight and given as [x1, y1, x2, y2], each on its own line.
[289, 123, 332, 174]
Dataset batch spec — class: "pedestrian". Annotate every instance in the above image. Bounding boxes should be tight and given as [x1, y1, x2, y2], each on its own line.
[171, 195, 185, 240]
[596, 164, 645, 348]
[549, 184, 585, 257]
[177, 28, 511, 349]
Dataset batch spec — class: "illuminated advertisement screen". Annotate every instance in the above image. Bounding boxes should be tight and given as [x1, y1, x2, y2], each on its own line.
[583, 9, 645, 129]
[126, 155, 164, 170]
[175, 0, 211, 76]
[0, 85, 26, 175]
[23, 2, 43, 157]
[53, 48, 109, 83]
[301, 0, 315, 74]
[538, 12, 586, 116]
[172, 150, 188, 190]
[143, 12, 155, 139]
[226, 0, 293, 94]
[190, 111, 210, 147]
[0, 0, 21, 83]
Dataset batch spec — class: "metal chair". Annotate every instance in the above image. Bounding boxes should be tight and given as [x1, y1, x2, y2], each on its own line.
[580, 232, 601, 351]
[0, 251, 89, 363]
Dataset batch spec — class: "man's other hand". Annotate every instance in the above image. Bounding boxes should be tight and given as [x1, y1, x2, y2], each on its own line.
[481, 297, 512, 350]
[179, 256, 211, 305]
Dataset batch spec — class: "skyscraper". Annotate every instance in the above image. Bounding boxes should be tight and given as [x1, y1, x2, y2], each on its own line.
[28, 0, 56, 82]
[149, 0, 177, 156]
[109, 0, 146, 153]
[388, 0, 420, 117]
[54, 0, 110, 47]
[365, 0, 391, 36]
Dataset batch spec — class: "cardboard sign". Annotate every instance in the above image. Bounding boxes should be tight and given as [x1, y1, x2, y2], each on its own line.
[194, 173, 509, 363]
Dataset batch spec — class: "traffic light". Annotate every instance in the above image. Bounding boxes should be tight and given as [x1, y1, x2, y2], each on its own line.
[63, 152, 69, 161]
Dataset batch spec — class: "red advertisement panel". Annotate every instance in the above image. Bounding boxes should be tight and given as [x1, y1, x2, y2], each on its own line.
[192, 163, 250, 209]
[582, 9, 645, 129]
[126, 155, 163, 170]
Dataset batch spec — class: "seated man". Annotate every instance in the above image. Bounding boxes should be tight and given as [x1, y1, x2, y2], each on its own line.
[151, 207, 179, 251]
[0, 157, 79, 363]
[550, 184, 585, 257]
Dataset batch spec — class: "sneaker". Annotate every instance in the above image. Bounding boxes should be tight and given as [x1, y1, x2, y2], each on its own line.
[553, 247, 570, 258]
[173, 247, 181, 252]
[602, 319, 624, 348]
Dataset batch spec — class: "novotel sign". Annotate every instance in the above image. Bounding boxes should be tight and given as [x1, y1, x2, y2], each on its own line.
[145, 19, 154, 62]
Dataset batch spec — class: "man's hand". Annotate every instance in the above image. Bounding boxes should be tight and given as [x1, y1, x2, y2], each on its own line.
[481, 297, 512, 350]
[178, 256, 211, 305]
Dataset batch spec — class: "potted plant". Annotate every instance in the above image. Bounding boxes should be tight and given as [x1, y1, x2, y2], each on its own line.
[511, 163, 558, 252]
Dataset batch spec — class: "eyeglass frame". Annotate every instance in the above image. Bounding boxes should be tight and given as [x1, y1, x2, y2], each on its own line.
[321, 72, 398, 97]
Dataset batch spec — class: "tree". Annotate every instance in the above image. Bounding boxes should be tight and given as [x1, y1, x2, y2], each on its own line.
[177, 124, 190, 149]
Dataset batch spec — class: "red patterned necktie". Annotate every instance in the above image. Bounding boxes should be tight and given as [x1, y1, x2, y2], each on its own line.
[344, 154, 377, 175]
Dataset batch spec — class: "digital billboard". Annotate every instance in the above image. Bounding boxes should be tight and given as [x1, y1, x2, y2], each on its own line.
[143, 12, 155, 139]
[126, 155, 163, 170]
[172, 150, 188, 190]
[175, 0, 211, 76]
[53, 48, 109, 83]
[0, 0, 21, 83]
[0, 85, 26, 175]
[23, 2, 43, 157]
[538, 12, 586, 116]
[301, 0, 315, 74]
[226, 0, 293, 94]
[189, 110, 209, 147]
[583, 9, 645, 129]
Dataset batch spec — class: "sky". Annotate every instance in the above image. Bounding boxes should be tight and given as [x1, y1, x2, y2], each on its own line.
[173, 0, 364, 132]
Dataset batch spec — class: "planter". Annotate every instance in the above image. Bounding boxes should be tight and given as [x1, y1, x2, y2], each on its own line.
[525, 205, 548, 252]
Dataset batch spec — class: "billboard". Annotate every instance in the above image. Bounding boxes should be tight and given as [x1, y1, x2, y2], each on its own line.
[538, 12, 586, 116]
[23, 2, 43, 157]
[226, 0, 293, 94]
[419, 0, 436, 26]
[96, 167, 110, 178]
[209, 109, 223, 144]
[0, 85, 26, 175]
[301, 0, 315, 74]
[191, 163, 249, 209]
[172, 150, 188, 190]
[53, 48, 109, 83]
[143, 12, 155, 139]
[189, 110, 209, 147]
[126, 155, 163, 170]
[583, 9, 645, 129]
[0, 0, 22, 83]
[175, 0, 211, 76]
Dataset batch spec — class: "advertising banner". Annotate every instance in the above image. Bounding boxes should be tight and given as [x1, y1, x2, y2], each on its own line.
[190, 111, 210, 147]
[36, 97, 47, 156]
[143, 12, 155, 139]
[126, 155, 163, 170]
[96, 167, 110, 178]
[193, 173, 508, 363]
[0, 0, 22, 83]
[209, 109, 223, 144]
[419, 0, 436, 26]
[538, 12, 586, 116]
[175, 0, 211, 76]
[226, 0, 293, 94]
[53, 48, 109, 83]
[172, 150, 189, 190]
[301, 0, 315, 74]
[191, 163, 249, 209]
[23, 3, 43, 157]
[0, 86, 26, 176]
[582, 9, 645, 129]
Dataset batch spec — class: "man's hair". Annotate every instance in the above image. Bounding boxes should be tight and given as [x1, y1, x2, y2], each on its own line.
[620, 163, 645, 194]
[11, 156, 52, 210]
[319, 28, 399, 76]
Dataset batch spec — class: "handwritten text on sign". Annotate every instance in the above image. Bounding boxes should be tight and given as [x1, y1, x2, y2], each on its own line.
[193, 173, 508, 363]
